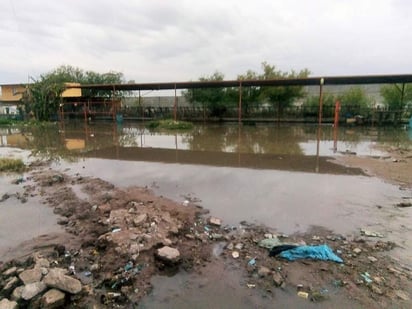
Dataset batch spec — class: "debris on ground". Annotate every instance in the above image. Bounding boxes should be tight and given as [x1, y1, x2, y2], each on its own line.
[1, 166, 411, 308]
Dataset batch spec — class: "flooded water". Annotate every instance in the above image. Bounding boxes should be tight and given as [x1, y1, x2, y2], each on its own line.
[1, 122, 411, 307]
[1, 122, 411, 236]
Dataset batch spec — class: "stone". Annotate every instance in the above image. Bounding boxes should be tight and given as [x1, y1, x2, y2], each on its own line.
[90, 264, 99, 271]
[371, 284, 383, 295]
[2, 267, 17, 277]
[162, 238, 173, 246]
[368, 256, 378, 263]
[210, 233, 223, 240]
[208, 217, 222, 227]
[41, 289, 66, 308]
[109, 209, 129, 225]
[264, 233, 273, 239]
[353, 248, 362, 254]
[155, 246, 180, 263]
[0, 299, 18, 309]
[133, 213, 147, 227]
[3, 277, 19, 292]
[19, 267, 42, 284]
[22, 282, 47, 300]
[35, 258, 50, 268]
[235, 243, 244, 250]
[57, 218, 69, 225]
[258, 266, 271, 277]
[11, 286, 24, 301]
[43, 268, 82, 294]
[395, 290, 410, 301]
[272, 272, 284, 287]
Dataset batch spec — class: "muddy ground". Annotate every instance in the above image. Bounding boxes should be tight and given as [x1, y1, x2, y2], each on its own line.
[0, 146, 411, 308]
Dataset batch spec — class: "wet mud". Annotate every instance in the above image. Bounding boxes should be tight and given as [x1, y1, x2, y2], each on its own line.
[0, 161, 411, 308]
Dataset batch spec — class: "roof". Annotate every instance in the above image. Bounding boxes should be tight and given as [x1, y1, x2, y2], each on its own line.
[65, 74, 412, 91]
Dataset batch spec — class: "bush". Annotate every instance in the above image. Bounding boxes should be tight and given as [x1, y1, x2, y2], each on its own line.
[147, 119, 194, 130]
[0, 158, 26, 173]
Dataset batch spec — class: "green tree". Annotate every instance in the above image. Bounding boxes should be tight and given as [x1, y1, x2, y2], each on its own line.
[302, 93, 337, 118]
[259, 62, 310, 118]
[183, 71, 233, 117]
[338, 87, 371, 116]
[380, 83, 412, 111]
[22, 66, 125, 121]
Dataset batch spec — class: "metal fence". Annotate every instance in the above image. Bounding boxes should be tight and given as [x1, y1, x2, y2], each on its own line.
[119, 104, 412, 125]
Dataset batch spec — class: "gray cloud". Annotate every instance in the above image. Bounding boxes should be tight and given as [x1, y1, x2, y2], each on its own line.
[0, 0, 411, 83]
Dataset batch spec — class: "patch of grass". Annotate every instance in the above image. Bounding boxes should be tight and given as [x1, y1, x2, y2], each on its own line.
[147, 119, 194, 130]
[0, 158, 26, 173]
[0, 118, 15, 126]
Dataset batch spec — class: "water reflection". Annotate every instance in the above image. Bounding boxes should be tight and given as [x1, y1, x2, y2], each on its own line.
[1, 122, 411, 173]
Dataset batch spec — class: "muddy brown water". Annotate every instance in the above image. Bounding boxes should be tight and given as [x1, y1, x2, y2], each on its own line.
[1, 123, 411, 307]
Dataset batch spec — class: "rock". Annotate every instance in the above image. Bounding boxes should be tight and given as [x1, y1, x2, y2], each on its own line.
[162, 238, 173, 246]
[3, 277, 19, 292]
[264, 233, 273, 239]
[258, 266, 271, 277]
[395, 290, 410, 301]
[35, 258, 50, 268]
[133, 213, 147, 227]
[234, 243, 244, 250]
[19, 267, 42, 284]
[57, 218, 69, 225]
[11, 286, 24, 301]
[2, 267, 17, 277]
[43, 268, 82, 294]
[371, 284, 383, 295]
[155, 246, 181, 263]
[232, 251, 240, 259]
[109, 209, 129, 225]
[368, 256, 378, 263]
[210, 233, 223, 240]
[272, 272, 284, 287]
[0, 299, 18, 309]
[360, 229, 384, 238]
[208, 217, 222, 227]
[353, 248, 362, 254]
[41, 289, 66, 308]
[90, 264, 99, 271]
[21, 282, 47, 300]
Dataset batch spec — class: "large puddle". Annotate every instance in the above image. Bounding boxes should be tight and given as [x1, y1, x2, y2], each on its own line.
[1, 122, 411, 306]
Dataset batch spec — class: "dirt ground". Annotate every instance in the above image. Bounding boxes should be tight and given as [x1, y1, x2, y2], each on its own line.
[1, 145, 412, 308]
[334, 144, 412, 189]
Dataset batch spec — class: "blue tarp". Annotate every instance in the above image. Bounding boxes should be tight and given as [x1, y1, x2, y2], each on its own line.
[279, 244, 343, 263]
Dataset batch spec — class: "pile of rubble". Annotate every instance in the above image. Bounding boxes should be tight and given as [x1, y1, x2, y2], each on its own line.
[1, 254, 82, 309]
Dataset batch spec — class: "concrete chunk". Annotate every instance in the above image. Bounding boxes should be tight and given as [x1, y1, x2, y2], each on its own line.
[19, 267, 42, 285]
[41, 289, 66, 308]
[43, 268, 82, 294]
[22, 282, 47, 300]
[0, 299, 18, 309]
[155, 246, 180, 263]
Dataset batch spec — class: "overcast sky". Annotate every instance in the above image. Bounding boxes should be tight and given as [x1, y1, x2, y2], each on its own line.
[0, 0, 411, 84]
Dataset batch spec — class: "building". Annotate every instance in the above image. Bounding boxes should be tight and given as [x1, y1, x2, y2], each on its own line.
[0, 83, 82, 116]
[0, 83, 26, 115]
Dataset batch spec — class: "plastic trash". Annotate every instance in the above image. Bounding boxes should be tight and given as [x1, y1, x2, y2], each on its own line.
[258, 237, 283, 249]
[269, 245, 298, 257]
[360, 272, 373, 284]
[297, 291, 309, 299]
[248, 258, 256, 266]
[279, 244, 343, 263]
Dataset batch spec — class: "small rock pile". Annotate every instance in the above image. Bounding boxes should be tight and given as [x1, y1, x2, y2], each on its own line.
[0, 254, 82, 309]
